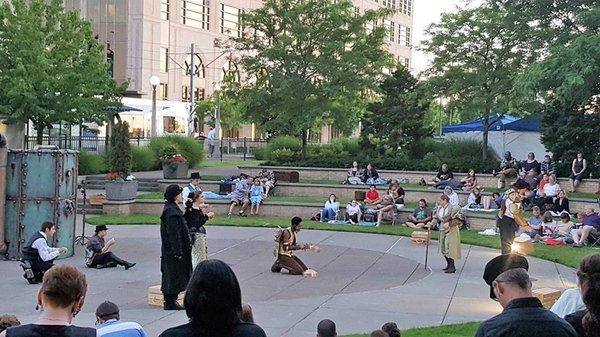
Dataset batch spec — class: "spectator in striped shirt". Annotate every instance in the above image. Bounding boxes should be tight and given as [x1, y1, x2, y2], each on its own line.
[95, 301, 147, 337]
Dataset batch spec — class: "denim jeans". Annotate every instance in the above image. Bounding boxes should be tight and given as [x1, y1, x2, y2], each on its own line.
[321, 208, 337, 221]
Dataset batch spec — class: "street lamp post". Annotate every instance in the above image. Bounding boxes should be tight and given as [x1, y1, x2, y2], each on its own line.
[149, 75, 160, 138]
[213, 82, 222, 158]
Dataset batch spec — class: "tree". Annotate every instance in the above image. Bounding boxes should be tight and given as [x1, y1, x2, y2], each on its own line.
[231, 0, 393, 158]
[420, 4, 536, 160]
[195, 95, 247, 131]
[0, 0, 123, 144]
[360, 66, 432, 156]
[108, 121, 132, 179]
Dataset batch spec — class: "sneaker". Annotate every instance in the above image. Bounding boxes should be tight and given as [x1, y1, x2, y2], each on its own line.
[239, 211, 247, 217]
[227, 213, 232, 217]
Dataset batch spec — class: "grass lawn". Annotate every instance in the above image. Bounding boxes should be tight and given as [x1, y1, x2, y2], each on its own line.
[342, 322, 481, 337]
[199, 159, 263, 169]
[86, 214, 597, 268]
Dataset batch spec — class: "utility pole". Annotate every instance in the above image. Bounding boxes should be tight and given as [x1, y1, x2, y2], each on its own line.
[188, 43, 195, 137]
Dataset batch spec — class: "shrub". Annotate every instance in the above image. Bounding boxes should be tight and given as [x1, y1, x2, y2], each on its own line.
[108, 121, 132, 178]
[253, 146, 267, 160]
[266, 136, 302, 154]
[78, 152, 108, 175]
[149, 135, 204, 167]
[131, 146, 160, 172]
[270, 148, 297, 164]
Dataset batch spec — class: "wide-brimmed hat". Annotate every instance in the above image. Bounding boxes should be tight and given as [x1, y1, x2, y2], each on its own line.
[164, 184, 183, 202]
[483, 254, 529, 299]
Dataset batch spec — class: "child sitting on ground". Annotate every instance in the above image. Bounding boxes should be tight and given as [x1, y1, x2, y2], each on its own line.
[552, 213, 574, 242]
[249, 178, 265, 215]
[540, 211, 557, 237]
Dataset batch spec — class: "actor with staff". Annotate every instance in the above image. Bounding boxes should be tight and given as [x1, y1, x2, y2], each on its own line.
[432, 194, 462, 274]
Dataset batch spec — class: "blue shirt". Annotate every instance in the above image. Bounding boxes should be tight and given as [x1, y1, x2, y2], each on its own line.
[234, 180, 249, 200]
[97, 319, 148, 337]
[250, 185, 263, 197]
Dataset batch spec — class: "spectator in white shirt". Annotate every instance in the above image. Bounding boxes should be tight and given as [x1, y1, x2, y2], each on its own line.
[535, 174, 561, 208]
[20, 222, 68, 284]
[444, 186, 460, 207]
[344, 200, 362, 224]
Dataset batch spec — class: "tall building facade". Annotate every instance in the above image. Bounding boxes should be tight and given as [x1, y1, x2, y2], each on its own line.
[65, 0, 413, 140]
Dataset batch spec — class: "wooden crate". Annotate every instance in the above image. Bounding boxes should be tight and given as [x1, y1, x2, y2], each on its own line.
[410, 231, 429, 245]
[533, 288, 561, 309]
[148, 285, 184, 307]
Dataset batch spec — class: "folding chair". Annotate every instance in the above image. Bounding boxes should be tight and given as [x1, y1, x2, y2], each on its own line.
[588, 231, 600, 248]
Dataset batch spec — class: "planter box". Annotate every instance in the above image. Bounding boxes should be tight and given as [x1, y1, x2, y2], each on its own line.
[105, 180, 138, 201]
[162, 162, 189, 179]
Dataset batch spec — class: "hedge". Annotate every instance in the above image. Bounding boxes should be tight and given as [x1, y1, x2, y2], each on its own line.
[78, 152, 108, 175]
[148, 135, 204, 167]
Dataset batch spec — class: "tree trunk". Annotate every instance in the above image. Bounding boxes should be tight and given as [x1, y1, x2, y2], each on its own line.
[482, 120, 489, 161]
[36, 126, 44, 145]
[301, 129, 307, 160]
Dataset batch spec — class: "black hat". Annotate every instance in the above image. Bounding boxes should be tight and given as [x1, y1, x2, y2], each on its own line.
[95, 301, 119, 320]
[95, 225, 108, 233]
[164, 184, 183, 202]
[512, 179, 530, 190]
[483, 254, 529, 299]
[190, 172, 200, 180]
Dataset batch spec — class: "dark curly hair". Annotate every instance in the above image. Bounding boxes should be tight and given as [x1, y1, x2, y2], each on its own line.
[578, 254, 600, 337]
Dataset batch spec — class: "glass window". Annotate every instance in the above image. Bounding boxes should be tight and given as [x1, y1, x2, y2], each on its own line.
[182, 86, 205, 102]
[384, 20, 395, 42]
[159, 83, 168, 100]
[223, 127, 240, 139]
[182, 0, 209, 30]
[398, 56, 410, 68]
[382, 0, 396, 9]
[221, 59, 240, 83]
[398, 25, 411, 46]
[400, 0, 413, 16]
[161, 0, 169, 20]
[160, 47, 169, 73]
[220, 4, 241, 37]
[183, 54, 205, 78]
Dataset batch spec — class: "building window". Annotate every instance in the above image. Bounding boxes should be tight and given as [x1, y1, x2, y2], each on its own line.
[159, 83, 168, 100]
[330, 126, 346, 140]
[223, 126, 240, 139]
[182, 0, 209, 30]
[182, 86, 205, 102]
[384, 20, 395, 42]
[398, 56, 410, 68]
[183, 54, 205, 78]
[400, 0, 413, 16]
[160, 47, 169, 73]
[398, 25, 411, 46]
[220, 4, 241, 37]
[221, 59, 240, 83]
[354, 6, 360, 17]
[382, 0, 396, 9]
[161, 0, 169, 20]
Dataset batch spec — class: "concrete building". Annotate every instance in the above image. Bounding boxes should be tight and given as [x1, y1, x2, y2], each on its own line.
[65, 0, 413, 141]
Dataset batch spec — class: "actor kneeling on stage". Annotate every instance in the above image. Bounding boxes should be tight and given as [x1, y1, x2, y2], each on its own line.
[497, 179, 531, 254]
[20, 222, 68, 284]
[271, 216, 319, 276]
[85, 225, 136, 270]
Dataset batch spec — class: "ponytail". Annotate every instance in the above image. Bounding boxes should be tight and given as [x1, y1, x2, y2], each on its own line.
[578, 254, 600, 337]
[185, 191, 199, 212]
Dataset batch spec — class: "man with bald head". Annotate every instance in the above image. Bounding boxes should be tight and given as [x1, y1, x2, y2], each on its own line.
[317, 319, 336, 337]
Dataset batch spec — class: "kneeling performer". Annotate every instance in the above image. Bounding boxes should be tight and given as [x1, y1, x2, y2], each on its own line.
[21, 222, 68, 284]
[271, 216, 319, 276]
[86, 225, 136, 270]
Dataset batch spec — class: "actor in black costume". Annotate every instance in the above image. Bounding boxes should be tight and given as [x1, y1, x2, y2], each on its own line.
[86, 225, 135, 270]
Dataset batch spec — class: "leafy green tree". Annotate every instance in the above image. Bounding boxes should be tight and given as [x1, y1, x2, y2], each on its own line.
[0, 0, 123, 144]
[231, 0, 393, 158]
[195, 95, 247, 131]
[108, 121, 132, 179]
[420, 4, 535, 160]
[361, 67, 432, 156]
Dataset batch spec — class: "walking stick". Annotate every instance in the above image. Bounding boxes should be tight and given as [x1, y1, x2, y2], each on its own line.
[424, 226, 431, 270]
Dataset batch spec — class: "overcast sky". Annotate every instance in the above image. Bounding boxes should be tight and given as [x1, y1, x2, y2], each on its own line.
[411, 0, 480, 75]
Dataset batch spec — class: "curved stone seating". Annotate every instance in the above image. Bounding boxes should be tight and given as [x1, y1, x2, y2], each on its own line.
[239, 166, 599, 194]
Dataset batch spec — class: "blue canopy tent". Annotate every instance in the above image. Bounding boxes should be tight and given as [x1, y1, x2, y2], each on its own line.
[442, 115, 548, 159]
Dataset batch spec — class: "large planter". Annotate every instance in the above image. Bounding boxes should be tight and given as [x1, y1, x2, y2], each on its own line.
[163, 162, 189, 179]
[105, 180, 138, 201]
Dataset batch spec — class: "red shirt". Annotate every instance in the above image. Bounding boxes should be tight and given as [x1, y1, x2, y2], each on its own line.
[366, 190, 379, 201]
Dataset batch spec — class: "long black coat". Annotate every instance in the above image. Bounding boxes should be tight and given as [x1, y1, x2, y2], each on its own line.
[160, 202, 192, 295]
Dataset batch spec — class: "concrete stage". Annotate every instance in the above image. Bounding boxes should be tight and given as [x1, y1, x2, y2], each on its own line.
[0, 222, 577, 336]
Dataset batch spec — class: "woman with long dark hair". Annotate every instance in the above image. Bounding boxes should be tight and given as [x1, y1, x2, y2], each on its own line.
[159, 259, 266, 337]
[184, 191, 214, 268]
[566, 254, 600, 337]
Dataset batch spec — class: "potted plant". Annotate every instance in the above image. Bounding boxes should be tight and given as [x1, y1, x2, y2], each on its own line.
[161, 145, 189, 179]
[105, 121, 138, 201]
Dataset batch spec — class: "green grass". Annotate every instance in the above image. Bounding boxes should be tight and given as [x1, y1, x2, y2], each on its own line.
[342, 322, 481, 337]
[199, 159, 263, 169]
[86, 214, 598, 268]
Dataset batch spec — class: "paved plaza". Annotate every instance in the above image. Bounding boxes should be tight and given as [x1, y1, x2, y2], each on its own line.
[0, 220, 578, 336]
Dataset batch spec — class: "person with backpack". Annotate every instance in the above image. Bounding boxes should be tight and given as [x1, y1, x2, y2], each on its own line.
[271, 217, 319, 276]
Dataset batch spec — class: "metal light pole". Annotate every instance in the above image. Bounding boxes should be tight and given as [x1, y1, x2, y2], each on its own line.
[213, 82, 222, 158]
[149, 75, 160, 138]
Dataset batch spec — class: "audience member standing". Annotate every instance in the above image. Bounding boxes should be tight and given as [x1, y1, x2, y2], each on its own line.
[565, 254, 600, 337]
[159, 260, 267, 337]
[95, 301, 147, 337]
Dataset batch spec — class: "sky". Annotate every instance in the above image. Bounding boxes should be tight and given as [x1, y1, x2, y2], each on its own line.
[411, 0, 480, 74]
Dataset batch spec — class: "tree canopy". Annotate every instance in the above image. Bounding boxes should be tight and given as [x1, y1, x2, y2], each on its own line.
[0, 0, 123, 143]
[230, 0, 393, 157]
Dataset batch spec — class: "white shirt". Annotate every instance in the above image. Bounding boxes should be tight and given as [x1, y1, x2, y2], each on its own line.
[550, 288, 586, 318]
[447, 192, 460, 207]
[346, 204, 361, 216]
[504, 190, 521, 219]
[543, 183, 561, 198]
[31, 232, 60, 262]
[182, 183, 201, 200]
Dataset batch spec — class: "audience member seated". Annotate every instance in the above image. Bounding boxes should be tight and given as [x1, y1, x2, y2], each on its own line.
[406, 199, 433, 229]
[0, 315, 20, 333]
[258, 169, 276, 197]
[95, 301, 147, 337]
[316, 319, 337, 337]
[228, 175, 252, 217]
[241, 304, 254, 323]
[522, 169, 539, 203]
[495, 151, 518, 189]
[537, 173, 550, 192]
[159, 260, 266, 337]
[534, 174, 561, 210]
[492, 192, 502, 209]
[364, 185, 381, 205]
[465, 187, 483, 209]
[421, 163, 454, 189]
[321, 194, 340, 222]
[521, 206, 543, 238]
[0, 265, 95, 337]
[520, 152, 541, 176]
[362, 163, 382, 185]
[565, 254, 600, 337]
[475, 268, 577, 337]
[552, 213, 574, 243]
[551, 288, 585, 319]
[569, 151, 587, 193]
[551, 190, 570, 217]
[370, 330, 389, 337]
[444, 186, 460, 207]
[345, 200, 362, 224]
[346, 161, 363, 185]
[540, 155, 557, 179]
[376, 185, 405, 226]
[250, 178, 265, 216]
[461, 169, 479, 192]
[571, 208, 600, 247]
[540, 211, 557, 237]
[381, 322, 401, 337]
